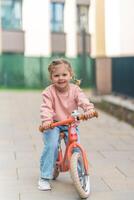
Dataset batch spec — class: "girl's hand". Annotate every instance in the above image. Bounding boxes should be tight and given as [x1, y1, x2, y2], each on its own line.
[42, 121, 52, 130]
[84, 109, 96, 120]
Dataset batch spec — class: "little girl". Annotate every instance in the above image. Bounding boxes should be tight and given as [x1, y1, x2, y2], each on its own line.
[38, 58, 95, 191]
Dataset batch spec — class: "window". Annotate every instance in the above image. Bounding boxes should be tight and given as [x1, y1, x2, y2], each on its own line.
[1, 0, 22, 30]
[51, 3, 64, 32]
[77, 5, 89, 32]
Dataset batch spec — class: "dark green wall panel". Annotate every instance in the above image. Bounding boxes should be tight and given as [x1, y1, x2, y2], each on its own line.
[112, 57, 134, 97]
[0, 53, 24, 87]
[0, 54, 95, 89]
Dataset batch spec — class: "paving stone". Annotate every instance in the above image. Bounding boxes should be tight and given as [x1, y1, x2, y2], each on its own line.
[89, 191, 134, 200]
[0, 192, 19, 200]
[103, 177, 134, 191]
[0, 91, 134, 200]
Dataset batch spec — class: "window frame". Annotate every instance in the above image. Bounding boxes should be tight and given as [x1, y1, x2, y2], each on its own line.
[77, 4, 89, 33]
[1, 0, 22, 31]
[50, 2, 64, 33]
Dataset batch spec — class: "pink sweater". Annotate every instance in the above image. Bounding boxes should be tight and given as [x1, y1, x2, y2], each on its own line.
[40, 84, 94, 123]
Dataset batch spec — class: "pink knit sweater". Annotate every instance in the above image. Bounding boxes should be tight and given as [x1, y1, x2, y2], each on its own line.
[40, 83, 94, 123]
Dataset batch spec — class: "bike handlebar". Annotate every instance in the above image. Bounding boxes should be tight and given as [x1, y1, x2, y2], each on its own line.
[39, 111, 98, 133]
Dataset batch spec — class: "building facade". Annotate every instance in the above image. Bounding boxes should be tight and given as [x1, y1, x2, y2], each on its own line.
[0, 0, 95, 89]
[90, 0, 134, 97]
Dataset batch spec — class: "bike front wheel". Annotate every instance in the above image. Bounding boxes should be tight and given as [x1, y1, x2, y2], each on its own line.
[70, 152, 90, 199]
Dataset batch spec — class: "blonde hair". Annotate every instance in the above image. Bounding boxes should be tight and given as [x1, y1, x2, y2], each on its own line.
[48, 58, 81, 86]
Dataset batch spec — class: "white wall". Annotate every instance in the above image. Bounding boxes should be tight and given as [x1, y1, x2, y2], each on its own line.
[64, 0, 77, 57]
[0, 0, 2, 53]
[22, 0, 51, 57]
[105, 0, 134, 57]
[89, 0, 96, 57]
[90, 0, 134, 57]
[105, 0, 121, 56]
[120, 0, 134, 56]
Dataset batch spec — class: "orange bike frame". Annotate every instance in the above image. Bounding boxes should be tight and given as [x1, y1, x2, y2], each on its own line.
[39, 112, 98, 174]
[52, 117, 89, 174]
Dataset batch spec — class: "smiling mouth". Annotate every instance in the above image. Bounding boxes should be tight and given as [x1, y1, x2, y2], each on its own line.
[58, 81, 66, 84]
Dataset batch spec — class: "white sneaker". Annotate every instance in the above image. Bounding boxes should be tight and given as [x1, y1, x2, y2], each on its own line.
[38, 178, 51, 191]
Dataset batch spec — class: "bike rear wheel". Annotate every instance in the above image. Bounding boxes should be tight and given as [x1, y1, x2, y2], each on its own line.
[70, 152, 90, 199]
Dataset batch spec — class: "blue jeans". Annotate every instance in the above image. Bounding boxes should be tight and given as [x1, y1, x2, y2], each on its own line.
[40, 125, 79, 179]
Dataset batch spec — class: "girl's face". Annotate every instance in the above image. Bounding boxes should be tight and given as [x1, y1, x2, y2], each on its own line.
[51, 64, 72, 92]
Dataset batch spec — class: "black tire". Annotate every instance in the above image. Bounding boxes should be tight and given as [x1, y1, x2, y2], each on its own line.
[70, 152, 90, 199]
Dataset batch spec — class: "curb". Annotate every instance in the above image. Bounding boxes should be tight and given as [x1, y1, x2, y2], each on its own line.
[91, 95, 134, 127]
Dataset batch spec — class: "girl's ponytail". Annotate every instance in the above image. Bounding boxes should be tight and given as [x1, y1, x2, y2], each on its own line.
[72, 76, 82, 86]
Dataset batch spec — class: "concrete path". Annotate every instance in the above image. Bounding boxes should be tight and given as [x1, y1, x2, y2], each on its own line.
[0, 91, 134, 200]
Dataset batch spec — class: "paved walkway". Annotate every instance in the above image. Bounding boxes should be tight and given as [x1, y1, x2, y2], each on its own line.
[0, 91, 134, 200]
